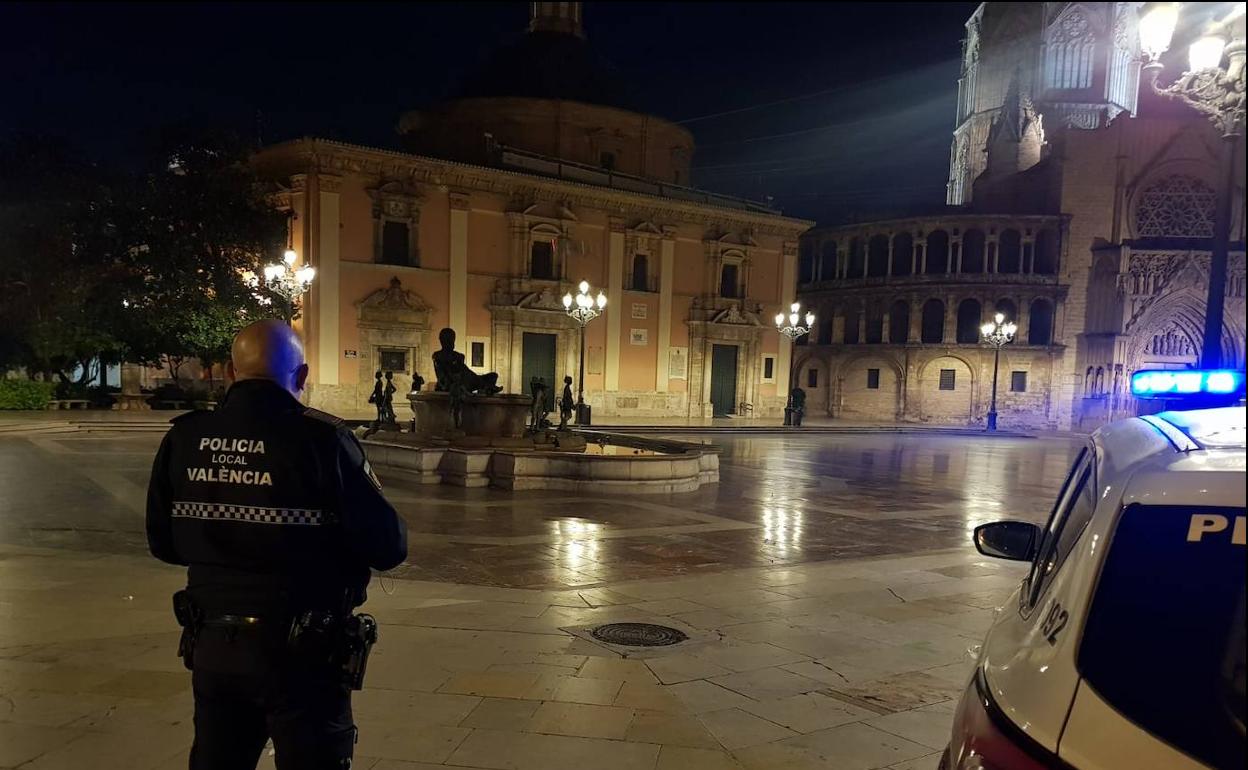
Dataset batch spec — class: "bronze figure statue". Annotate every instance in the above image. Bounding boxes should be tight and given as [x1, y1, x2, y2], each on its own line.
[368, 371, 386, 426]
[382, 371, 397, 425]
[432, 328, 501, 395]
[558, 376, 574, 430]
[529, 376, 550, 432]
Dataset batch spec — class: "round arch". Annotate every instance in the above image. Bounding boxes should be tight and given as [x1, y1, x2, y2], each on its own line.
[916, 354, 978, 425]
[831, 351, 906, 421]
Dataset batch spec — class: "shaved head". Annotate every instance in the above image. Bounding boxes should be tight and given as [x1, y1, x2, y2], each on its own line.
[226, 320, 309, 396]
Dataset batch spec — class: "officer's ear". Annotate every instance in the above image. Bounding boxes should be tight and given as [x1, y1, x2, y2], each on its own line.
[294, 363, 310, 393]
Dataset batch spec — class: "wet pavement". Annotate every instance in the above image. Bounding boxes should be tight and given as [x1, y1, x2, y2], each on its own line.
[0, 427, 1084, 769]
[0, 430, 1081, 588]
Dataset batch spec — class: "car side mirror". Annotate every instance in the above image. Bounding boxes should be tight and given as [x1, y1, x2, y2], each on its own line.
[974, 521, 1040, 561]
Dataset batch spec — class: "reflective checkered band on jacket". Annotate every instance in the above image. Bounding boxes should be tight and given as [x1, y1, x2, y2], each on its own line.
[171, 501, 324, 526]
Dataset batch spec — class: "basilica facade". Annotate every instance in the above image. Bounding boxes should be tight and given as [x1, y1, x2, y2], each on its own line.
[254, 3, 810, 419]
[797, 1, 1246, 430]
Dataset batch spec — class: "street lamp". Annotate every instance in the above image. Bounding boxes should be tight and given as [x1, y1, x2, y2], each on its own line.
[980, 312, 1018, 431]
[1138, 2, 1246, 367]
[774, 302, 815, 426]
[562, 280, 607, 425]
[261, 249, 316, 321]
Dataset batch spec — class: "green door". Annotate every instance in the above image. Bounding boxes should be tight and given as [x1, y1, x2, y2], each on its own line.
[521, 332, 557, 411]
[710, 344, 738, 416]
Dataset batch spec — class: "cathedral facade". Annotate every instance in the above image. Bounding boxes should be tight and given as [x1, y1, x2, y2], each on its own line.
[254, 3, 810, 419]
[797, 1, 1246, 430]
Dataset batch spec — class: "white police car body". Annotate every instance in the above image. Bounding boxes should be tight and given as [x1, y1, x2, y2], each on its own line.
[943, 369, 1246, 770]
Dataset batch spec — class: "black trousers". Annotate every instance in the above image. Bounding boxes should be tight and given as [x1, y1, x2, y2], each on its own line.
[190, 624, 356, 770]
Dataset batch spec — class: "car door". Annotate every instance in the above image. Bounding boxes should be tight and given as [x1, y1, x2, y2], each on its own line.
[979, 444, 1100, 752]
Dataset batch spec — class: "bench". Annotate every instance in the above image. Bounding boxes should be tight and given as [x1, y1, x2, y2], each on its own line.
[46, 399, 90, 410]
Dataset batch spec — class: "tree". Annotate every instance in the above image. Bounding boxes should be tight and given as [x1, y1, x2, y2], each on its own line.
[0, 134, 127, 385]
[108, 126, 288, 387]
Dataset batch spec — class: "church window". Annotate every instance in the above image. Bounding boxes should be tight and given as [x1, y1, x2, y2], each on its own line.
[378, 349, 408, 373]
[867, 369, 881, 390]
[889, 300, 910, 343]
[1029, 298, 1054, 345]
[763, 357, 775, 380]
[1011, 371, 1028, 392]
[1135, 174, 1216, 238]
[380, 221, 411, 266]
[956, 298, 982, 344]
[630, 254, 650, 291]
[1045, 9, 1096, 90]
[530, 240, 555, 279]
[820, 241, 838, 280]
[807, 368, 818, 388]
[921, 299, 945, 343]
[926, 231, 950, 274]
[720, 263, 741, 298]
[470, 342, 485, 368]
[939, 369, 956, 390]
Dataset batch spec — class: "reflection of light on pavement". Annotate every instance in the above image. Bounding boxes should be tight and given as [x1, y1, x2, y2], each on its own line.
[551, 519, 600, 567]
[761, 507, 804, 555]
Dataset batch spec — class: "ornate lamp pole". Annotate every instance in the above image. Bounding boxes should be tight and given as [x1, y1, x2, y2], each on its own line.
[774, 302, 815, 426]
[1138, 2, 1246, 368]
[980, 312, 1018, 431]
[562, 280, 607, 425]
[261, 248, 316, 322]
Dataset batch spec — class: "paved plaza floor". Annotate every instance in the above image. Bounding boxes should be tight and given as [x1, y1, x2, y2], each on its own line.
[0, 427, 1082, 769]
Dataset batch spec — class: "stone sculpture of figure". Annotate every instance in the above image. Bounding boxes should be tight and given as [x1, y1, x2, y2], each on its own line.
[558, 376, 574, 430]
[529, 377, 550, 432]
[368, 371, 386, 426]
[408, 373, 425, 396]
[432, 328, 502, 395]
[382, 371, 397, 425]
[790, 386, 806, 427]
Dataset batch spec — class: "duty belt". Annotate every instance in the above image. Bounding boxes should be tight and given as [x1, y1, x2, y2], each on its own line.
[203, 614, 265, 627]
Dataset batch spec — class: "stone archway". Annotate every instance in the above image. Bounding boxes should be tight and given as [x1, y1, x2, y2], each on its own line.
[917, 355, 976, 425]
[354, 276, 434, 416]
[833, 353, 905, 421]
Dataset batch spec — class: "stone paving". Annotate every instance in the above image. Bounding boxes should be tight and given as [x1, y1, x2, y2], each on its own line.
[0, 428, 1082, 769]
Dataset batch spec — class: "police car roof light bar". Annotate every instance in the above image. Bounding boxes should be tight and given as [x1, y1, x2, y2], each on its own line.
[1130, 369, 1246, 400]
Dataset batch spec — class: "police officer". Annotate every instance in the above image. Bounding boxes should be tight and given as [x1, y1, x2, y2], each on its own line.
[146, 319, 407, 769]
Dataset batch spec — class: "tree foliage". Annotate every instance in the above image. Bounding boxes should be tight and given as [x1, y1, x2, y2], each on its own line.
[0, 127, 288, 385]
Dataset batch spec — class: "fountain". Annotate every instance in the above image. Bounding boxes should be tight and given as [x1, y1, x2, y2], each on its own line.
[360, 328, 718, 492]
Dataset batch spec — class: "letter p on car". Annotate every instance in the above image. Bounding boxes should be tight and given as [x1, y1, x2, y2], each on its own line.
[1186, 514, 1247, 544]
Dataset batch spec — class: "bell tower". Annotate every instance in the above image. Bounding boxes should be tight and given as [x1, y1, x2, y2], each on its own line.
[529, 2, 584, 37]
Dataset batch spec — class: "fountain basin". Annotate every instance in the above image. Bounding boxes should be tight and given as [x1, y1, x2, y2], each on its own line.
[362, 433, 719, 493]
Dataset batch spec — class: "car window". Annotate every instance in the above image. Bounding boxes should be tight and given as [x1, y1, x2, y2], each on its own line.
[1026, 448, 1095, 608]
[1079, 504, 1246, 769]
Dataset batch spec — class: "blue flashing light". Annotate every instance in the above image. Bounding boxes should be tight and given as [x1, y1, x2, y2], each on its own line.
[1131, 369, 1246, 400]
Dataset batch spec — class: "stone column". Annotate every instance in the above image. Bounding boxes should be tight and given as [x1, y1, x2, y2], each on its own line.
[605, 217, 625, 392]
[1019, 295, 1032, 343]
[313, 174, 341, 387]
[858, 312, 867, 343]
[951, 239, 962, 274]
[917, 240, 928, 274]
[1023, 239, 1034, 273]
[776, 240, 797, 399]
[656, 230, 676, 392]
[887, 237, 895, 277]
[988, 239, 998, 273]
[881, 311, 891, 343]
[908, 298, 922, 342]
[832, 307, 845, 343]
[944, 294, 958, 342]
[449, 192, 470, 342]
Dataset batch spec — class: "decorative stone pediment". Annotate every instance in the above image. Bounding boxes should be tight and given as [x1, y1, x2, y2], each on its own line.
[518, 286, 568, 312]
[357, 277, 432, 327]
[519, 200, 577, 222]
[711, 303, 761, 326]
[712, 230, 759, 248]
[368, 181, 422, 221]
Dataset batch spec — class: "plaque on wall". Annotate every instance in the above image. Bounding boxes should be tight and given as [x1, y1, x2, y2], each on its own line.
[668, 347, 688, 380]
[631, 303, 648, 319]
[587, 345, 604, 375]
[343, 350, 358, 359]
[630, 329, 648, 346]
[378, 349, 408, 373]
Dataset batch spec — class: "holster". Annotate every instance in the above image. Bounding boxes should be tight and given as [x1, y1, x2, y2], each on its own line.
[172, 590, 202, 671]
[287, 610, 378, 690]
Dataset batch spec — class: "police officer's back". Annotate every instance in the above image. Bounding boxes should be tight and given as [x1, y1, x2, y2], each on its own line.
[146, 320, 407, 769]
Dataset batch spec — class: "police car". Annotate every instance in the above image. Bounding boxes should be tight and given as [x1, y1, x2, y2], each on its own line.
[942, 369, 1246, 770]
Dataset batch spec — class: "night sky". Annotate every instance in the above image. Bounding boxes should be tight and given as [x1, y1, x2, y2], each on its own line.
[2, 2, 978, 224]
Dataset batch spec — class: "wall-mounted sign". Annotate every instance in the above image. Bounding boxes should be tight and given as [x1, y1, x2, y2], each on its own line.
[343, 350, 358, 359]
[630, 329, 648, 346]
[631, 303, 648, 319]
[668, 347, 688, 379]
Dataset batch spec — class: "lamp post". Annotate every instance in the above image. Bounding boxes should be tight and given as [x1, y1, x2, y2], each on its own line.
[1138, 2, 1246, 368]
[260, 248, 316, 323]
[980, 312, 1018, 431]
[562, 280, 607, 425]
[774, 302, 815, 426]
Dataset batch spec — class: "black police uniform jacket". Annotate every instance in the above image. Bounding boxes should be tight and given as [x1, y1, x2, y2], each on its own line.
[145, 379, 407, 617]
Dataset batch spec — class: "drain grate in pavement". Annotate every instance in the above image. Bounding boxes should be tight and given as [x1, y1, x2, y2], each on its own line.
[591, 622, 688, 647]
